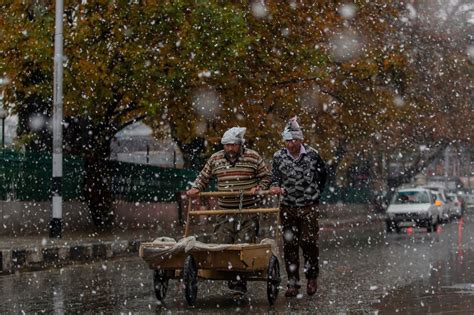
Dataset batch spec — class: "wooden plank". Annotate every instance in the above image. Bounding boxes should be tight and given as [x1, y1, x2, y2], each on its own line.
[194, 190, 278, 197]
[143, 249, 244, 270]
[240, 247, 272, 270]
[140, 244, 274, 271]
[198, 269, 267, 280]
[146, 269, 268, 281]
[139, 242, 271, 251]
[188, 208, 279, 216]
[184, 195, 193, 237]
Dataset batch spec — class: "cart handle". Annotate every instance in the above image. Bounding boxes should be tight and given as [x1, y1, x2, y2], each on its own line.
[188, 208, 279, 216]
[188, 190, 279, 198]
[184, 190, 281, 238]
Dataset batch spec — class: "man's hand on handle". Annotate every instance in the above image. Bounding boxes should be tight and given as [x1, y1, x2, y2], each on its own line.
[269, 186, 284, 195]
[186, 188, 200, 196]
[250, 186, 261, 195]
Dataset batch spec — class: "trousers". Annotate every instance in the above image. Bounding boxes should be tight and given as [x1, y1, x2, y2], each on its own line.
[280, 204, 319, 287]
[212, 213, 259, 244]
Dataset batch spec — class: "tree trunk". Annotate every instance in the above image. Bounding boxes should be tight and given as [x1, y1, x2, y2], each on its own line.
[169, 121, 206, 169]
[82, 129, 114, 228]
[84, 155, 114, 228]
[326, 142, 347, 185]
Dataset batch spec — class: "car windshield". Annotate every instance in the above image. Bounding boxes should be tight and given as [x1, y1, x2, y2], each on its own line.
[392, 191, 430, 204]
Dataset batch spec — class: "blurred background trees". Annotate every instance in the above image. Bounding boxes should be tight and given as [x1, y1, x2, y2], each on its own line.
[0, 0, 472, 225]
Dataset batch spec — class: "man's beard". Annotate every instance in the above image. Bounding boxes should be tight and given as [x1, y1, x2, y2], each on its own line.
[225, 151, 239, 159]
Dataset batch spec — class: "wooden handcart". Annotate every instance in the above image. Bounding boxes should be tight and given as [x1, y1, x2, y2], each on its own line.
[139, 191, 281, 306]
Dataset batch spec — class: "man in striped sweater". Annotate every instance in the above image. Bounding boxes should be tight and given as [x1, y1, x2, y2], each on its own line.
[186, 127, 271, 294]
[269, 117, 327, 298]
[186, 127, 271, 244]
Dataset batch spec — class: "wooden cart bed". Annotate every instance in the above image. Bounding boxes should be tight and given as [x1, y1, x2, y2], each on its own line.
[140, 237, 277, 278]
[138, 191, 282, 305]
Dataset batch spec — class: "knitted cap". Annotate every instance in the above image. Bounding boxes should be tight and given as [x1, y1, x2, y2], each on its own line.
[282, 116, 304, 140]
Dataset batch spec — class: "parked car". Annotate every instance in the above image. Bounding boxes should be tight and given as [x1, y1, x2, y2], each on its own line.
[386, 188, 441, 233]
[423, 186, 450, 222]
[460, 192, 474, 205]
[446, 193, 464, 218]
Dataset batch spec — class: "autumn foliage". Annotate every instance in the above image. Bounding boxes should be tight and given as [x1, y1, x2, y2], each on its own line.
[0, 1, 472, 224]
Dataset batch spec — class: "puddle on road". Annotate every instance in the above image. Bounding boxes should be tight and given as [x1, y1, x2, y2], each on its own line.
[372, 278, 474, 313]
[372, 218, 474, 313]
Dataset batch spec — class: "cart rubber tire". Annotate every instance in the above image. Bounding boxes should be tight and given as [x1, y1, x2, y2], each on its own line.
[267, 255, 281, 305]
[183, 255, 198, 306]
[153, 269, 169, 301]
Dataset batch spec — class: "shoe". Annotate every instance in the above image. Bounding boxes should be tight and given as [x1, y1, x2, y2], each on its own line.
[232, 291, 245, 303]
[307, 279, 317, 296]
[285, 287, 299, 297]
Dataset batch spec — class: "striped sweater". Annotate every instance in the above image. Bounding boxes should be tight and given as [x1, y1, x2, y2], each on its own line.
[192, 148, 271, 209]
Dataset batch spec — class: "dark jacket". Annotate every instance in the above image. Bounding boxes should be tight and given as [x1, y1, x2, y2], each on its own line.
[271, 145, 327, 207]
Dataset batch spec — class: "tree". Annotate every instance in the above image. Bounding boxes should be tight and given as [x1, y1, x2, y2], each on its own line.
[379, 0, 474, 192]
[1, 0, 472, 223]
[0, 2, 190, 225]
[0, 1, 280, 225]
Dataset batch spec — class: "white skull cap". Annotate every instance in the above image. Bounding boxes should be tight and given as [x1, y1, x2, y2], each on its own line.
[221, 127, 246, 145]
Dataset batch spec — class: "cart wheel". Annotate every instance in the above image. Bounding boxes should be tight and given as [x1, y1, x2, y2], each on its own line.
[153, 269, 169, 301]
[183, 255, 198, 306]
[267, 255, 281, 305]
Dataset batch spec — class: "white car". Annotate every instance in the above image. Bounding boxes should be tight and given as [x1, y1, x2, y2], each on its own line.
[461, 192, 474, 205]
[386, 188, 441, 233]
[446, 193, 464, 218]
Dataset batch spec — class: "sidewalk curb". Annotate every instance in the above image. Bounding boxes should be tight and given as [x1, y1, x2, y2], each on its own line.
[0, 239, 152, 275]
[0, 215, 385, 276]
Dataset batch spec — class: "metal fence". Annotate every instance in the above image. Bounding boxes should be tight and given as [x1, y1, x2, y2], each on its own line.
[0, 150, 83, 201]
[0, 150, 371, 203]
[110, 160, 198, 202]
[320, 186, 372, 204]
[0, 150, 198, 202]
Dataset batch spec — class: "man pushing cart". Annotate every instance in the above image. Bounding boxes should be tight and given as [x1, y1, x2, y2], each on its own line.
[139, 127, 281, 305]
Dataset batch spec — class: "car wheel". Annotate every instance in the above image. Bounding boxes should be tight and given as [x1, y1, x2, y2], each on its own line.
[394, 224, 401, 233]
[426, 219, 433, 233]
[432, 217, 439, 232]
[386, 220, 396, 233]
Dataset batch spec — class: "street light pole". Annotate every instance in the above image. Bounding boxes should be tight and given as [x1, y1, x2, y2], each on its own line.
[0, 93, 6, 149]
[50, 0, 64, 238]
[1, 116, 4, 149]
[444, 147, 449, 190]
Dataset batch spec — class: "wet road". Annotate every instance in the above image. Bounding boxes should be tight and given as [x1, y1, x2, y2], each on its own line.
[373, 212, 474, 314]
[1, 208, 474, 313]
